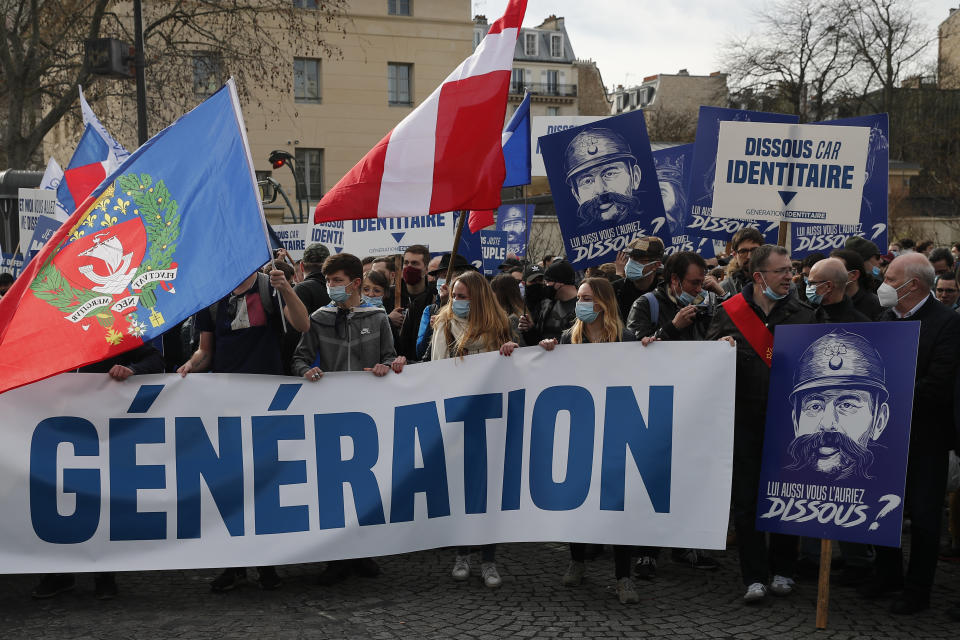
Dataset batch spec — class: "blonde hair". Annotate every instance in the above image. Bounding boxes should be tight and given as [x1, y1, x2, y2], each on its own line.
[568, 277, 623, 344]
[435, 270, 513, 356]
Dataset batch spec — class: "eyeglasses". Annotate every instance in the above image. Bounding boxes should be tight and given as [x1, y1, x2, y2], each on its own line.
[736, 246, 758, 256]
[807, 280, 829, 287]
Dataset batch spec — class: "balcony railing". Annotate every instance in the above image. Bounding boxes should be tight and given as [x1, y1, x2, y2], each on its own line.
[510, 82, 578, 97]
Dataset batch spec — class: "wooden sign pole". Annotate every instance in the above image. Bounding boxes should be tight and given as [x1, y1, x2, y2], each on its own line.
[815, 538, 833, 629]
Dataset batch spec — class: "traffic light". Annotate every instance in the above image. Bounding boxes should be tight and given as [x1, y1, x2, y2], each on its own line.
[269, 150, 294, 170]
[85, 39, 134, 78]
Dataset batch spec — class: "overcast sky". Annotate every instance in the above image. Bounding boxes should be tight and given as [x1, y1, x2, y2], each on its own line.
[473, 0, 959, 90]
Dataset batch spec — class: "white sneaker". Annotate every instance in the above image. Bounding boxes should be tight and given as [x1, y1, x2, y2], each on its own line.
[562, 561, 586, 586]
[451, 555, 470, 581]
[769, 574, 795, 596]
[743, 582, 767, 603]
[481, 562, 501, 588]
[616, 577, 640, 604]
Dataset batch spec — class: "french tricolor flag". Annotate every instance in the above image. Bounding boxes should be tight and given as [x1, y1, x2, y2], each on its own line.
[314, 0, 527, 224]
[55, 124, 119, 218]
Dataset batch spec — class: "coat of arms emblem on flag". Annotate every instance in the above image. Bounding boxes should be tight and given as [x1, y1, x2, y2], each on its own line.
[30, 173, 181, 345]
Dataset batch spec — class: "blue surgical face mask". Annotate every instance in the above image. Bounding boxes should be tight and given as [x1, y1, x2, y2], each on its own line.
[805, 282, 824, 305]
[575, 301, 599, 323]
[362, 295, 383, 308]
[328, 284, 350, 304]
[625, 259, 650, 281]
[452, 299, 470, 318]
[436, 278, 446, 290]
[760, 274, 787, 301]
[675, 285, 696, 306]
[872, 265, 881, 277]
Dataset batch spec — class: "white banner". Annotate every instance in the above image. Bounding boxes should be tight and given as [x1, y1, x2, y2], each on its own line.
[0, 342, 735, 573]
[337, 213, 455, 258]
[531, 116, 606, 176]
[711, 121, 869, 225]
[272, 223, 311, 261]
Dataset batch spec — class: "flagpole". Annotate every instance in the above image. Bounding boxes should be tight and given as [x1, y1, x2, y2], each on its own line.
[444, 211, 468, 293]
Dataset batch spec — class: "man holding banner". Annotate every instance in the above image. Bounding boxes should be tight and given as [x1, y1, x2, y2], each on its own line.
[706, 245, 818, 602]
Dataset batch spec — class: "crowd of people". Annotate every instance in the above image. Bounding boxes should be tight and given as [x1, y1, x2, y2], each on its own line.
[4, 230, 960, 615]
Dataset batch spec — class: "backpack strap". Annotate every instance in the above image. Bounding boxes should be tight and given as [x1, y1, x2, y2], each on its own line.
[642, 292, 659, 326]
[256, 272, 275, 316]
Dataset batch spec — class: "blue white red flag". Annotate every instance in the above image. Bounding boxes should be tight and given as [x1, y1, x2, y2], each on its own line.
[502, 91, 531, 188]
[0, 79, 270, 393]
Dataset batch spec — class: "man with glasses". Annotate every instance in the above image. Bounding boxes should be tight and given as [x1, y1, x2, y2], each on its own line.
[935, 272, 960, 311]
[721, 228, 766, 297]
[707, 244, 818, 604]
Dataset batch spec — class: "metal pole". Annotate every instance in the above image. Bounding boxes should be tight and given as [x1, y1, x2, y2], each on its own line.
[133, 0, 148, 146]
[285, 162, 304, 223]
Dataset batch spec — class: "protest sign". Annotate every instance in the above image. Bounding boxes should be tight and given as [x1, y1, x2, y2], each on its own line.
[540, 110, 669, 269]
[652, 144, 712, 256]
[712, 122, 869, 225]
[17, 189, 58, 251]
[0, 341, 735, 573]
[755, 322, 919, 548]
[271, 223, 310, 261]
[307, 222, 347, 255]
[23, 215, 62, 268]
[1, 253, 24, 274]
[495, 203, 534, 257]
[480, 230, 510, 275]
[531, 116, 606, 176]
[790, 114, 889, 258]
[686, 107, 798, 241]
[337, 214, 455, 258]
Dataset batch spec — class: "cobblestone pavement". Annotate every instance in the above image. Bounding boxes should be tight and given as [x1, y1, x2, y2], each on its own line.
[1, 541, 958, 639]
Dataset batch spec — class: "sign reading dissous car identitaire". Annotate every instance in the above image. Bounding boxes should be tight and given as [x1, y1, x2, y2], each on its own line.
[0, 342, 736, 573]
[755, 322, 919, 548]
[712, 121, 870, 226]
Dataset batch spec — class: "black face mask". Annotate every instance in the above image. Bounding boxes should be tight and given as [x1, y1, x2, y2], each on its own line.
[540, 285, 557, 301]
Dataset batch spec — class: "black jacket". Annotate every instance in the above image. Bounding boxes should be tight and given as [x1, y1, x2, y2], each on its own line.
[882, 296, 960, 452]
[294, 271, 330, 314]
[850, 285, 882, 321]
[625, 284, 716, 340]
[706, 285, 819, 439]
[820, 295, 870, 324]
[612, 273, 660, 323]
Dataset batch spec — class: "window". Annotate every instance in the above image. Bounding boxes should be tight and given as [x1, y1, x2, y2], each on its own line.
[547, 106, 559, 116]
[192, 52, 221, 98]
[550, 34, 563, 58]
[388, 0, 410, 15]
[388, 62, 413, 105]
[293, 0, 317, 8]
[616, 94, 624, 112]
[295, 148, 323, 203]
[473, 29, 484, 50]
[546, 69, 559, 94]
[294, 58, 321, 103]
[524, 32, 538, 56]
[511, 68, 524, 93]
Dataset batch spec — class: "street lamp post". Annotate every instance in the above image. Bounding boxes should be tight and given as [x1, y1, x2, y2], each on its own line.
[269, 150, 305, 223]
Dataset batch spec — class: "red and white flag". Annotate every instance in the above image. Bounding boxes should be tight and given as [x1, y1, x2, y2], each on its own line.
[314, 0, 527, 223]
